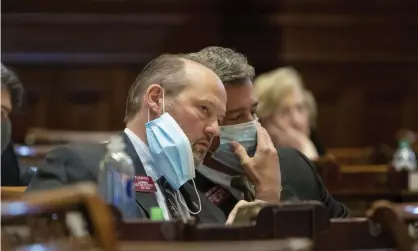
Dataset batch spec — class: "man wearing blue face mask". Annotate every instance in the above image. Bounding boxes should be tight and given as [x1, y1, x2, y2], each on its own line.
[186, 47, 350, 218]
[27, 54, 232, 223]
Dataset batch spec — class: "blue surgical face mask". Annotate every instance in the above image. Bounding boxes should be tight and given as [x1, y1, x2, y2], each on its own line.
[211, 119, 258, 173]
[145, 90, 201, 215]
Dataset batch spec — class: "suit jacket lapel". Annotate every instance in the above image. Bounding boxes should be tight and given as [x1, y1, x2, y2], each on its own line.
[120, 131, 159, 218]
[181, 182, 226, 223]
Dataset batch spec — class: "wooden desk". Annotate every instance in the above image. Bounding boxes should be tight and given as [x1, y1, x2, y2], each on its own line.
[122, 240, 311, 251]
[13, 239, 312, 251]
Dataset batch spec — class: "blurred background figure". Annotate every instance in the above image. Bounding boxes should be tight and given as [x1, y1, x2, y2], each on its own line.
[254, 67, 325, 160]
[1, 63, 35, 186]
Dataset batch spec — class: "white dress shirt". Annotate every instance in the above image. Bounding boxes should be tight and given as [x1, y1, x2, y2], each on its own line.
[124, 128, 171, 221]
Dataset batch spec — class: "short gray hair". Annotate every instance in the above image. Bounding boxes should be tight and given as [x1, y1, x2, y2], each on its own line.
[184, 46, 255, 84]
[1, 63, 24, 108]
[124, 54, 214, 122]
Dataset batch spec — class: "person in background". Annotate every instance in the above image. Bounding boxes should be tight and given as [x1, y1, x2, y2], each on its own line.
[304, 90, 327, 156]
[1, 63, 35, 186]
[187, 47, 349, 218]
[254, 67, 325, 160]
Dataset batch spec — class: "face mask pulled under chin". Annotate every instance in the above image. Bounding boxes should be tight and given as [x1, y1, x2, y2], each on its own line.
[211, 119, 258, 173]
[145, 89, 202, 216]
[1, 119, 12, 153]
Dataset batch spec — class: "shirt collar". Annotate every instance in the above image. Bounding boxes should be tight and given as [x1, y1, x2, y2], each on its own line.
[124, 128, 162, 180]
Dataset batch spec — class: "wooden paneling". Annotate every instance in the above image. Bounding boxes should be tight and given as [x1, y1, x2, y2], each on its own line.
[2, 0, 418, 147]
[276, 0, 418, 147]
[2, 1, 226, 141]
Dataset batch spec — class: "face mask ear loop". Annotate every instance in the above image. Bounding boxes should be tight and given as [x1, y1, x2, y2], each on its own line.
[162, 88, 165, 114]
[178, 179, 202, 215]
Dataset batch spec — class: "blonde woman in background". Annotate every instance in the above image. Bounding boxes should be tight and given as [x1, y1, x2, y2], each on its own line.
[254, 67, 324, 160]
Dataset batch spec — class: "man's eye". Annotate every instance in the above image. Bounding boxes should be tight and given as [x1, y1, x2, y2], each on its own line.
[227, 114, 240, 121]
[200, 106, 210, 114]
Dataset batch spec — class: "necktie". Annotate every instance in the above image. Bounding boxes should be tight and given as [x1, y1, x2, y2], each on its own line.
[230, 175, 255, 201]
[157, 177, 188, 221]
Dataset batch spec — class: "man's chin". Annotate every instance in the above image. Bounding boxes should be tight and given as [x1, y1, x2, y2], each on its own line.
[192, 152, 206, 168]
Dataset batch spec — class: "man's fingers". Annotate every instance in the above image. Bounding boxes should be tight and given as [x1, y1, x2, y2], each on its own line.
[255, 123, 276, 155]
[256, 123, 268, 147]
[258, 124, 276, 150]
[231, 141, 251, 166]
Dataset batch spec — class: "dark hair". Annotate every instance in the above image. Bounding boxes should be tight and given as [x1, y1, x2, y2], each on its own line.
[185, 46, 255, 84]
[124, 54, 214, 122]
[1, 63, 24, 108]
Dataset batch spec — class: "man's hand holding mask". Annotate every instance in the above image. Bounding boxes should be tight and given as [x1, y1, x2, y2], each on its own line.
[231, 123, 281, 203]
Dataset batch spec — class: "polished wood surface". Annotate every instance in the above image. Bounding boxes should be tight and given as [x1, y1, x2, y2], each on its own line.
[1, 186, 27, 193]
[123, 239, 311, 251]
[11, 239, 311, 251]
[1, 186, 26, 199]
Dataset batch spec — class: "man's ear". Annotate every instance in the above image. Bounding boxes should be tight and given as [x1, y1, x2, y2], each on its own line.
[144, 84, 164, 115]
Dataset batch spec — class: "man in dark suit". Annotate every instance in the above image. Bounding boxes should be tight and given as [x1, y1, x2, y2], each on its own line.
[27, 54, 229, 223]
[185, 47, 349, 218]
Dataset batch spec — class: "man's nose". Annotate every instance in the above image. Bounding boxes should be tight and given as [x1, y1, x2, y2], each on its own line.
[205, 120, 220, 138]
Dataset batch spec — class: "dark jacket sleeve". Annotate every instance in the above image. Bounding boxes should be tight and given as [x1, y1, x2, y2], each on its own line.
[280, 173, 301, 202]
[18, 161, 37, 186]
[296, 150, 350, 218]
[26, 144, 101, 192]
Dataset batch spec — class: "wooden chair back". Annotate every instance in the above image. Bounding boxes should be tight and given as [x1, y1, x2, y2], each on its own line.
[1, 182, 118, 251]
[313, 156, 408, 194]
[327, 146, 394, 165]
[327, 147, 375, 165]
[367, 200, 418, 251]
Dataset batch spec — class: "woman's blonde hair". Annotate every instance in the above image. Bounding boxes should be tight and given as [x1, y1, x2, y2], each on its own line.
[254, 67, 304, 118]
[254, 67, 318, 128]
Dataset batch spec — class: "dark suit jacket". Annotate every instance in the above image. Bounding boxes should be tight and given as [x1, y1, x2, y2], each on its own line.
[26, 132, 226, 224]
[1, 143, 20, 186]
[1, 143, 36, 186]
[195, 148, 349, 219]
[278, 148, 349, 218]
